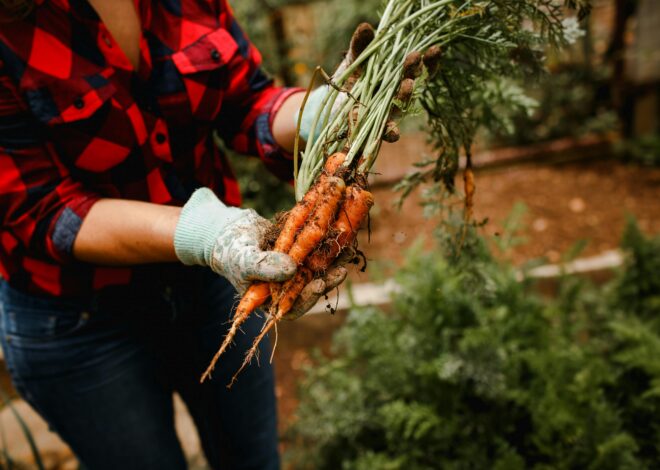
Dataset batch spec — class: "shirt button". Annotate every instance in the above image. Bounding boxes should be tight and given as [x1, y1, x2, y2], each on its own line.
[155, 132, 167, 144]
[74, 97, 85, 109]
[210, 49, 220, 61]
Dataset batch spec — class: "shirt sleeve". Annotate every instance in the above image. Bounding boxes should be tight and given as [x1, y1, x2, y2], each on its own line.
[214, 0, 303, 182]
[0, 65, 100, 264]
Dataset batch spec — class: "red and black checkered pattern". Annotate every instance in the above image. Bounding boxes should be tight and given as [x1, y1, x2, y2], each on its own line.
[0, 0, 300, 297]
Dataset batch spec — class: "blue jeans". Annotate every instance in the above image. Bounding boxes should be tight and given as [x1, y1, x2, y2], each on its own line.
[0, 267, 279, 470]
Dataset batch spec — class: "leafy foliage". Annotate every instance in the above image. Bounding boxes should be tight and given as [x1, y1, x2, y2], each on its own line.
[289, 219, 660, 469]
[497, 63, 617, 146]
[396, 0, 592, 197]
[615, 134, 660, 167]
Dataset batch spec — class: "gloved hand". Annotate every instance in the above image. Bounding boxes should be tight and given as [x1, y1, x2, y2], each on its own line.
[299, 23, 403, 143]
[174, 188, 297, 294]
[174, 188, 350, 318]
[283, 248, 354, 321]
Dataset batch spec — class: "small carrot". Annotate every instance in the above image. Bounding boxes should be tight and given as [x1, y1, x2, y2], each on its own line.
[287, 176, 346, 264]
[423, 45, 442, 78]
[200, 281, 270, 383]
[200, 156, 347, 383]
[464, 165, 475, 221]
[273, 153, 346, 254]
[322, 152, 347, 175]
[273, 267, 313, 317]
[397, 78, 415, 103]
[229, 268, 313, 387]
[306, 186, 374, 273]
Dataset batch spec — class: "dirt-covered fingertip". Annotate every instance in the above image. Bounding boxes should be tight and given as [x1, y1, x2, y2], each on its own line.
[323, 266, 348, 292]
[283, 279, 326, 320]
[350, 23, 375, 59]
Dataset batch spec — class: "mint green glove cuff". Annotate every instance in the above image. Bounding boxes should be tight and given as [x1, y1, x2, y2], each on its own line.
[298, 85, 330, 142]
[174, 188, 242, 267]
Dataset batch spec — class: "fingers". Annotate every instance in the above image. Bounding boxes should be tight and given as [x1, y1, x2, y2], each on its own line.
[348, 23, 375, 63]
[334, 23, 375, 79]
[243, 250, 297, 283]
[281, 265, 349, 320]
[322, 266, 348, 294]
[283, 279, 326, 321]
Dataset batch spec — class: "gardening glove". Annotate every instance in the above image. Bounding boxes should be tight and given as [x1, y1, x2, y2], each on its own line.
[283, 247, 357, 321]
[299, 23, 398, 142]
[174, 188, 297, 294]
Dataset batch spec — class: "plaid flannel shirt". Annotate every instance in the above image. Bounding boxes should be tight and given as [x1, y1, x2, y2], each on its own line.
[0, 0, 300, 297]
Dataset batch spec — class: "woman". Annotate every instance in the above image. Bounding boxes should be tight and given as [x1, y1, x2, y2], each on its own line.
[0, 0, 360, 468]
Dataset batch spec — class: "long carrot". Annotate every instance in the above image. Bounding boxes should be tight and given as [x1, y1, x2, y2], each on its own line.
[269, 152, 347, 305]
[287, 176, 346, 264]
[229, 268, 313, 387]
[273, 152, 346, 254]
[306, 185, 374, 273]
[227, 179, 348, 386]
[200, 155, 347, 383]
[200, 281, 270, 382]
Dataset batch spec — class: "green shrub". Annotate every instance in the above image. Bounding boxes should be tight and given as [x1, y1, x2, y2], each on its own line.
[288, 221, 660, 469]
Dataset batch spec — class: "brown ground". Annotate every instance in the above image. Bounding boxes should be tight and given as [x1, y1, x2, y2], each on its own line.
[363, 159, 660, 272]
[274, 158, 660, 442]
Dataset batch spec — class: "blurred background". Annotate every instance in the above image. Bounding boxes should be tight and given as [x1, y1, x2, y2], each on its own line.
[1, 0, 658, 468]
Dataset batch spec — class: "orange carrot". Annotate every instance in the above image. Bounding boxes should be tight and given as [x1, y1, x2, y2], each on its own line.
[306, 186, 374, 273]
[200, 156, 347, 383]
[273, 153, 346, 254]
[287, 176, 346, 264]
[229, 269, 313, 388]
[274, 183, 322, 253]
[273, 267, 313, 317]
[322, 152, 347, 175]
[200, 281, 270, 383]
[223, 177, 350, 386]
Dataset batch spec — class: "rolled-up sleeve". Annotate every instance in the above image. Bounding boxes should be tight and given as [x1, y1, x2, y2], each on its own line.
[214, 0, 303, 182]
[0, 67, 100, 264]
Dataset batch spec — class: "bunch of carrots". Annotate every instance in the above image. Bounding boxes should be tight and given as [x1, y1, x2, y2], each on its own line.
[201, 0, 453, 385]
[200, 0, 577, 383]
[201, 151, 373, 384]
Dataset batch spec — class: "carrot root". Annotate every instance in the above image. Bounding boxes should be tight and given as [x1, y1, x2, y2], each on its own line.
[306, 185, 374, 273]
[287, 176, 346, 264]
[202, 155, 354, 384]
[200, 282, 270, 383]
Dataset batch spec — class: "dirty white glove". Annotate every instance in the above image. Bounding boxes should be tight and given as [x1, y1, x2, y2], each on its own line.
[175, 188, 351, 318]
[174, 188, 296, 294]
[299, 23, 378, 142]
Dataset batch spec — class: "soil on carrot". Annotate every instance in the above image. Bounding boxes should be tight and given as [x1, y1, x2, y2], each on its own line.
[273, 158, 660, 443]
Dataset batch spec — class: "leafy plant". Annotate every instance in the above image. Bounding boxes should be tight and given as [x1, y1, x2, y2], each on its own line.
[615, 134, 660, 167]
[288, 218, 660, 469]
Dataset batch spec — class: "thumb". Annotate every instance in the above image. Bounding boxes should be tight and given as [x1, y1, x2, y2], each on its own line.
[241, 249, 297, 283]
